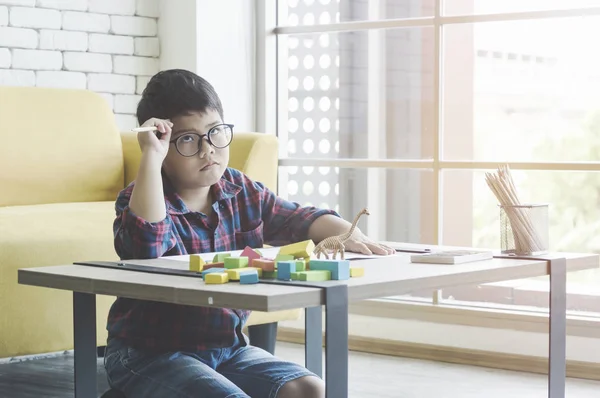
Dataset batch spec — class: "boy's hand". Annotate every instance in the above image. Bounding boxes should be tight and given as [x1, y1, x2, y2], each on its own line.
[137, 118, 173, 161]
[343, 231, 396, 256]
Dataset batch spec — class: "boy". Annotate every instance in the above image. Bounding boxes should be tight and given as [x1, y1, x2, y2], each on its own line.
[104, 69, 395, 398]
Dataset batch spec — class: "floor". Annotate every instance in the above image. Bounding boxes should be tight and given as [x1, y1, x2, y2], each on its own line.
[1, 342, 599, 397]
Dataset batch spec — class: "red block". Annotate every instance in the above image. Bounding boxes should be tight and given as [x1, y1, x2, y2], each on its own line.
[252, 259, 275, 272]
[240, 246, 261, 266]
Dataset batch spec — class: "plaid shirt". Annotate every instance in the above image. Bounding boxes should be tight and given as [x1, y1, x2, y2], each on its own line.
[106, 167, 337, 352]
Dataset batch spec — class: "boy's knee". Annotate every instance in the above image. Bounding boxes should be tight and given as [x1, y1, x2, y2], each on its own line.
[278, 376, 325, 398]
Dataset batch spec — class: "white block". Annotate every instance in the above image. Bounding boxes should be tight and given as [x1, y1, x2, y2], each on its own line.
[97, 92, 114, 110]
[111, 15, 156, 37]
[136, 0, 158, 17]
[114, 113, 138, 130]
[0, 69, 35, 86]
[10, 6, 61, 29]
[134, 37, 158, 57]
[40, 29, 87, 51]
[0, 0, 34, 5]
[0, 48, 9, 68]
[0, 6, 7, 26]
[12, 49, 62, 70]
[63, 52, 111, 73]
[0, 27, 37, 48]
[113, 55, 158, 76]
[63, 11, 109, 33]
[89, 34, 133, 55]
[136, 75, 149, 94]
[36, 71, 86, 89]
[115, 94, 140, 114]
[89, 0, 135, 15]
[37, 0, 87, 10]
[88, 73, 135, 94]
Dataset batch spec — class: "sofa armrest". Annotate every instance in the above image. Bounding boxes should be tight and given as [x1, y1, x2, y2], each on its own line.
[121, 131, 142, 187]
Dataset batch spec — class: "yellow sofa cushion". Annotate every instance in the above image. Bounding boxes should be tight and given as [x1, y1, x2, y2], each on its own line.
[0, 87, 124, 207]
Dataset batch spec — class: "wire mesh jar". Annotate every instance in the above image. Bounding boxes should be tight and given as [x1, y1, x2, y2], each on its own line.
[499, 204, 549, 256]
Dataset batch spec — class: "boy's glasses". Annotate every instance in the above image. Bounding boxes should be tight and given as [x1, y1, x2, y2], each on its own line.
[170, 123, 234, 157]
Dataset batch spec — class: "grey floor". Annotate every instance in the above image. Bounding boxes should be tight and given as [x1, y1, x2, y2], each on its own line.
[1, 342, 599, 397]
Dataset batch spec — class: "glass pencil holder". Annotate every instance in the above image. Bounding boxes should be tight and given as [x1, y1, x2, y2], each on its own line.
[499, 204, 549, 256]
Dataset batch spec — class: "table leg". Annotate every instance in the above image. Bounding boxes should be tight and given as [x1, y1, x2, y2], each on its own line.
[73, 292, 97, 398]
[548, 258, 567, 398]
[305, 306, 323, 377]
[324, 285, 349, 398]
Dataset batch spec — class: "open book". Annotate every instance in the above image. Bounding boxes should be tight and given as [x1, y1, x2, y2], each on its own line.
[410, 250, 493, 264]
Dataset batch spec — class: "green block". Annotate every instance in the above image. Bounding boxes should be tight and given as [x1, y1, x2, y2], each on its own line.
[291, 272, 300, 280]
[298, 270, 331, 281]
[275, 254, 294, 262]
[295, 260, 306, 272]
[213, 253, 231, 263]
[254, 249, 262, 256]
[224, 256, 249, 269]
[262, 271, 277, 279]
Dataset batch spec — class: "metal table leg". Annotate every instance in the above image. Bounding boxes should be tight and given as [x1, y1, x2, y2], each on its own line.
[73, 292, 97, 398]
[548, 258, 567, 398]
[305, 306, 323, 377]
[324, 285, 349, 398]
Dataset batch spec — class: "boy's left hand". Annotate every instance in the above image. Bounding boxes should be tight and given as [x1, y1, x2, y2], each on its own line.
[344, 231, 396, 256]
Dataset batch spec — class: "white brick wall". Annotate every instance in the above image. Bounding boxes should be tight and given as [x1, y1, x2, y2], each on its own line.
[0, 0, 160, 130]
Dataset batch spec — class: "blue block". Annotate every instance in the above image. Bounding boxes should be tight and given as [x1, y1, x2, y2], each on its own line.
[277, 261, 295, 280]
[201, 267, 226, 279]
[240, 270, 259, 284]
[308, 259, 350, 280]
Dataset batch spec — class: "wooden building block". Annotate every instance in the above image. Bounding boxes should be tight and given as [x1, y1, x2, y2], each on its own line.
[253, 259, 275, 272]
[290, 272, 299, 280]
[240, 246, 261, 266]
[298, 270, 331, 281]
[350, 267, 364, 277]
[277, 261, 295, 280]
[262, 271, 277, 279]
[275, 254, 294, 263]
[213, 253, 232, 263]
[226, 267, 261, 281]
[224, 256, 249, 269]
[249, 267, 264, 277]
[203, 262, 224, 271]
[201, 267, 226, 279]
[278, 240, 315, 258]
[308, 259, 350, 280]
[205, 272, 229, 284]
[295, 260, 306, 272]
[240, 271, 259, 284]
[189, 254, 205, 272]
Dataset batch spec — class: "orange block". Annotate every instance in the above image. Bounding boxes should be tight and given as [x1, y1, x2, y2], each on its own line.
[202, 262, 224, 271]
[252, 259, 275, 272]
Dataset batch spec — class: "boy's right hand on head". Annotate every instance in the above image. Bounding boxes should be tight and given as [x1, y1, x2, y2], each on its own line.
[137, 118, 173, 161]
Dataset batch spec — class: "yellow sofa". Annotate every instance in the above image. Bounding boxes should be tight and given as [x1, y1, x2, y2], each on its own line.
[0, 86, 299, 359]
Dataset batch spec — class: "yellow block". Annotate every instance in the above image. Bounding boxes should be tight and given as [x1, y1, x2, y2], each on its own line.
[226, 267, 263, 281]
[350, 267, 364, 277]
[279, 240, 315, 258]
[205, 272, 229, 284]
[189, 254, 205, 272]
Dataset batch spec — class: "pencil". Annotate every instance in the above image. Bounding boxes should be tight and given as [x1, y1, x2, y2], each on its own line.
[131, 126, 158, 132]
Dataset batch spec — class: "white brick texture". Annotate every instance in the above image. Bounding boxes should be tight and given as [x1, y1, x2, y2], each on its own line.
[115, 94, 140, 114]
[111, 15, 156, 36]
[0, 69, 35, 86]
[0, 48, 10, 68]
[37, 71, 86, 89]
[89, 34, 133, 55]
[63, 11, 109, 33]
[1, 2, 159, 131]
[10, 7, 61, 29]
[37, 0, 87, 11]
[136, 0, 159, 17]
[63, 51, 111, 73]
[114, 55, 158, 76]
[0, 6, 7, 26]
[40, 29, 88, 51]
[88, 73, 135, 94]
[134, 37, 158, 57]
[89, 0, 135, 16]
[12, 49, 62, 70]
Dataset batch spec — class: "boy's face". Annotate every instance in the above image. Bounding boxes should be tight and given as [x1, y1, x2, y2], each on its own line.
[162, 109, 229, 190]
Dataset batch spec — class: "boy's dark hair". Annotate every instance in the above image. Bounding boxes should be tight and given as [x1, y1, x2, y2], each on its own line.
[136, 69, 224, 125]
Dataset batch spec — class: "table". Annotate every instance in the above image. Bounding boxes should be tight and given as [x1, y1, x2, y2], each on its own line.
[17, 244, 599, 398]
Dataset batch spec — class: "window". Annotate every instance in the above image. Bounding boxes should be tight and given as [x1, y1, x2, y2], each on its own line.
[257, 1, 600, 319]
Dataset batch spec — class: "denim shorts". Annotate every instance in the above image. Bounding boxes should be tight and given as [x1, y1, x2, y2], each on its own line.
[104, 337, 318, 398]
